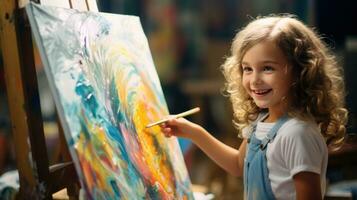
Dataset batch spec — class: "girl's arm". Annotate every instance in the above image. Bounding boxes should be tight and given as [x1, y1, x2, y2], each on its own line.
[161, 118, 246, 177]
[293, 172, 322, 200]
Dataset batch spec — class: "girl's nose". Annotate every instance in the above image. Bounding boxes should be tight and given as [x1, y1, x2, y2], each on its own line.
[252, 72, 262, 85]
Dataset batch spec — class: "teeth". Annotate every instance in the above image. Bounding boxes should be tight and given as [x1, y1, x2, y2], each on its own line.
[253, 89, 270, 94]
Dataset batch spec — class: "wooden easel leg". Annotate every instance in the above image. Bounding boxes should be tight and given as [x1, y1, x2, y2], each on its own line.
[1, 1, 51, 199]
[57, 117, 80, 199]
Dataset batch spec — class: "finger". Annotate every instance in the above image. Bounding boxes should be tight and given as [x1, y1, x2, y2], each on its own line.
[167, 118, 179, 125]
[163, 132, 172, 137]
[162, 127, 171, 133]
[159, 122, 166, 128]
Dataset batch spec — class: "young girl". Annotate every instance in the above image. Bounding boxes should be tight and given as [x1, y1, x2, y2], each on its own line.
[161, 15, 348, 200]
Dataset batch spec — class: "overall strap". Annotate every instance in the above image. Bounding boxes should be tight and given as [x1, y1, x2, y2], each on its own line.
[247, 113, 267, 143]
[260, 115, 289, 150]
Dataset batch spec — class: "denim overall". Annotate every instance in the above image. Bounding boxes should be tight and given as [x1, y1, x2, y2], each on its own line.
[243, 116, 288, 200]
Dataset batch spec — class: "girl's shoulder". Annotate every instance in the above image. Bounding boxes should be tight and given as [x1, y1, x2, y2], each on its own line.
[274, 117, 328, 164]
[278, 117, 323, 140]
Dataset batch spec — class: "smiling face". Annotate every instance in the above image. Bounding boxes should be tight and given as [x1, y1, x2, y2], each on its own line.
[241, 40, 293, 118]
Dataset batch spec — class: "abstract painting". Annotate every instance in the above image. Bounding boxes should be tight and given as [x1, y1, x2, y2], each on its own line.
[26, 2, 194, 199]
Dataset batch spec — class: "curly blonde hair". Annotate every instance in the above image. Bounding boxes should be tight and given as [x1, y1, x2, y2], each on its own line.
[221, 15, 348, 149]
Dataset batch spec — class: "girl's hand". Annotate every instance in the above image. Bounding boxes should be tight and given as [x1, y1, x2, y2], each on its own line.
[161, 116, 245, 177]
[160, 117, 202, 140]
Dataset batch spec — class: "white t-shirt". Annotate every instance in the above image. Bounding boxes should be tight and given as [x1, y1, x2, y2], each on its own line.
[243, 116, 328, 200]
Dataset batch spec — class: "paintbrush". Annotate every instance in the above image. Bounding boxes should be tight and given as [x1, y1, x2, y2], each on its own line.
[145, 107, 200, 128]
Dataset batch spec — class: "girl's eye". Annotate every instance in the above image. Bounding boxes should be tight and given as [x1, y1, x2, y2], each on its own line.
[263, 66, 274, 72]
[242, 66, 252, 73]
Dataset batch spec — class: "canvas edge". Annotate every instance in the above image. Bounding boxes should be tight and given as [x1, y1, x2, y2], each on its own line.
[25, 1, 88, 194]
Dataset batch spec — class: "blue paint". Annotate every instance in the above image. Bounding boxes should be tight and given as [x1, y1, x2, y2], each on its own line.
[109, 179, 121, 198]
[109, 78, 125, 123]
[75, 74, 99, 118]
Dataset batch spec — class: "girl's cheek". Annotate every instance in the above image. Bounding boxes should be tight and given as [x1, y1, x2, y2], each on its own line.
[242, 82, 250, 93]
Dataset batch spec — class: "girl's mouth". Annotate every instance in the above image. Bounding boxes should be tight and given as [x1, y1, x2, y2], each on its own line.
[252, 89, 272, 96]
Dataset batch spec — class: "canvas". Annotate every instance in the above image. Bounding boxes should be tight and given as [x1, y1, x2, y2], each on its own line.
[26, 2, 194, 199]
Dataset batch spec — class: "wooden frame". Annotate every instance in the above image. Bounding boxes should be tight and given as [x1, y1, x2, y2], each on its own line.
[0, 0, 98, 199]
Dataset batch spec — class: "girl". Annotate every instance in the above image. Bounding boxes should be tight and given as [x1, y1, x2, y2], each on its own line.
[161, 15, 348, 200]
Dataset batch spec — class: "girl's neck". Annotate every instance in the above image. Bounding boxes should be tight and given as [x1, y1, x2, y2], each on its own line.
[264, 99, 290, 122]
[263, 110, 286, 123]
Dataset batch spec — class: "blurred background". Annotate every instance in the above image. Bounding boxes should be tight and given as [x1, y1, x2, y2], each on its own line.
[1, 0, 357, 199]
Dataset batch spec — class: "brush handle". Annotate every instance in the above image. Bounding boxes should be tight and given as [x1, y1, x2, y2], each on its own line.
[146, 107, 200, 128]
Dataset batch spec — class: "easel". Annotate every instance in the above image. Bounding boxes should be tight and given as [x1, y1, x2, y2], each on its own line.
[0, 0, 98, 199]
